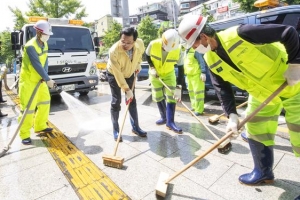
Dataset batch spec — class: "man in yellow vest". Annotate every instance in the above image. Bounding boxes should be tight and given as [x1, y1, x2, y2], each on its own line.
[19, 20, 56, 145]
[184, 48, 207, 115]
[178, 15, 300, 196]
[145, 29, 182, 133]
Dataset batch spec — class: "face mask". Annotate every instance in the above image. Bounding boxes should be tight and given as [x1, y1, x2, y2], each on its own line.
[40, 34, 50, 42]
[195, 43, 211, 54]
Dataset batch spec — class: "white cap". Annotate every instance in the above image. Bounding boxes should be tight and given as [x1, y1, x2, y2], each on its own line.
[162, 29, 180, 52]
[178, 15, 207, 49]
[34, 20, 53, 35]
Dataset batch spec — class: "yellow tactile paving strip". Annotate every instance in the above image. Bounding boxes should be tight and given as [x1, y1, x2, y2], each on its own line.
[6, 90, 130, 200]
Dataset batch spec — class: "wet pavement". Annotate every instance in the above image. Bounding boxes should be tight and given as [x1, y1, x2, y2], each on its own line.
[0, 74, 299, 200]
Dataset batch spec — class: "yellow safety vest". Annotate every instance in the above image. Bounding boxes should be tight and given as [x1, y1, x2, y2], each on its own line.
[204, 26, 300, 104]
[150, 39, 180, 76]
[184, 48, 200, 75]
[20, 37, 48, 83]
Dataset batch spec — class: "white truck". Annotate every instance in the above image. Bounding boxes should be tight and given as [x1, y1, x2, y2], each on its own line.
[11, 16, 99, 95]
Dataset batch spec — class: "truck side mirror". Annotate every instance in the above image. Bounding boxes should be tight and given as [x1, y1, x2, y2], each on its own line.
[11, 32, 20, 50]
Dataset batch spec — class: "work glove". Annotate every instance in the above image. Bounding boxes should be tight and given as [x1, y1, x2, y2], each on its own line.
[125, 89, 134, 105]
[47, 79, 56, 89]
[226, 113, 239, 139]
[200, 73, 206, 82]
[284, 64, 300, 86]
[149, 67, 157, 77]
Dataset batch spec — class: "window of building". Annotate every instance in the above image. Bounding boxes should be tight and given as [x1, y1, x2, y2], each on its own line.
[181, 3, 189, 9]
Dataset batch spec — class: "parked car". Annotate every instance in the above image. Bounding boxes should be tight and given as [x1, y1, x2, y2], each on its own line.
[137, 61, 179, 81]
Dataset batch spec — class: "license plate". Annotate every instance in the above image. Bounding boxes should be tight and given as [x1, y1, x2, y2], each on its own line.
[61, 84, 75, 91]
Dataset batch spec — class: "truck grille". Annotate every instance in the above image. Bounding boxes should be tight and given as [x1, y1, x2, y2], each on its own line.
[48, 63, 88, 75]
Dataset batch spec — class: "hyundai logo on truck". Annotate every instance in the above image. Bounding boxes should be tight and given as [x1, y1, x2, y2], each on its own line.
[62, 67, 72, 73]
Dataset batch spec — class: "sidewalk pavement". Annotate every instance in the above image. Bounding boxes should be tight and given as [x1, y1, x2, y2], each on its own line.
[0, 76, 299, 200]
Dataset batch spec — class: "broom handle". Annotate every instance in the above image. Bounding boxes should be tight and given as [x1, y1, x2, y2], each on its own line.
[215, 101, 248, 119]
[113, 74, 137, 156]
[158, 78, 220, 140]
[165, 81, 288, 184]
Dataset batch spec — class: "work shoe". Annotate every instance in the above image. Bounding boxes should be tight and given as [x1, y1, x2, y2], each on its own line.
[0, 100, 7, 103]
[194, 112, 202, 116]
[35, 128, 53, 133]
[22, 138, 32, 145]
[241, 132, 248, 143]
[132, 128, 147, 137]
[294, 195, 300, 200]
[114, 136, 123, 142]
[0, 112, 8, 117]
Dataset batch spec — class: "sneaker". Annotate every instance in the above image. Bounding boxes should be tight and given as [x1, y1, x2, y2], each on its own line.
[22, 138, 32, 145]
[35, 128, 53, 133]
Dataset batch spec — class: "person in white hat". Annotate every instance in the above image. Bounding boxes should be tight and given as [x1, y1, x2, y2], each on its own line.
[145, 29, 182, 133]
[178, 15, 300, 199]
[18, 20, 56, 145]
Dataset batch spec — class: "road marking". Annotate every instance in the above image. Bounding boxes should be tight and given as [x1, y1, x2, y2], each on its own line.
[6, 90, 130, 200]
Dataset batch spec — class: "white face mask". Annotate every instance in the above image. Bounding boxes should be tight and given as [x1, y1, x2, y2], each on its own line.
[40, 34, 50, 42]
[195, 43, 211, 54]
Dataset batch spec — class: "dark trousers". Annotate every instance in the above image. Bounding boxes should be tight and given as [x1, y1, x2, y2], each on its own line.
[0, 80, 3, 101]
[106, 72, 136, 112]
[177, 65, 187, 90]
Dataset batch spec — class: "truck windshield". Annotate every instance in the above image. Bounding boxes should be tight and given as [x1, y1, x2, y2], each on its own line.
[26, 26, 94, 53]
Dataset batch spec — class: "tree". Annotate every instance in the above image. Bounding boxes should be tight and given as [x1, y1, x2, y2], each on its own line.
[0, 30, 16, 69]
[137, 16, 159, 51]
[9, 0, 88, 30]
[202, 4, 215, 22]
[25, 0, 87, 19]
[102, 20, 122, 49]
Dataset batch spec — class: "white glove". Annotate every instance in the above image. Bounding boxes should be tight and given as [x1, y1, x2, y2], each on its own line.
[226, 113, 239, 139]
[149, 67, 157, 77]
[125, 89, 134, 104]
[47, 79, 56, 89]
[200, 73, 206, 82]
[284, 64, 300, 86]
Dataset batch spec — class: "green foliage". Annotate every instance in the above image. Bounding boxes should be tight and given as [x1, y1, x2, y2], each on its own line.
[9, 0, 88, 31]
[202, 4, 215, 22]
[8, 7, 28, 31]
[25, 0, 87, 19]
[0, 30, 15, 67]
[137, 16, 159, 50]
[232, 0, 257, 12]
[102, 20, 122, 49]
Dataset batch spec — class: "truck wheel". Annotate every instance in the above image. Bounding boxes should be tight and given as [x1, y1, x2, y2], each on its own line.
[79, 91, 89, 96]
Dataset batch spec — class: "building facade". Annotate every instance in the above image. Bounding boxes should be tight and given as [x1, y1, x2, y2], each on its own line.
[188, 0, 244, 21]
[95, 15, 114, 38]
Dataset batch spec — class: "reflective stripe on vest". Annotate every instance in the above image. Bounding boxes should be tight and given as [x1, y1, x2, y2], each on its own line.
[184, 48, 200, 75]
[204, 26, 300, 104]
[21, 38, 48, 82]
[150, 39, 180, 76]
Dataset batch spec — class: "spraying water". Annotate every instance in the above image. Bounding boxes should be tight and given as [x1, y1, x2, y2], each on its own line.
[59, 91, 102, 133]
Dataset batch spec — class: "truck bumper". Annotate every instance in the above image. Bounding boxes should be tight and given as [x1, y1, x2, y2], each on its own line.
[49, 75, 98, 94]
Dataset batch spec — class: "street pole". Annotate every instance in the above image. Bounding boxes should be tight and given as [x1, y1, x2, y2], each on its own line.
[172, 0, 176, 28]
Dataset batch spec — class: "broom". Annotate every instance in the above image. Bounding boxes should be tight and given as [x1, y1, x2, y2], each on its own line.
[155, 81, 288, 197]
[102, 74, 136, 169]
[208, 101, 248, 124]
[158, 78, 232, 154]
